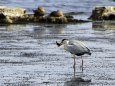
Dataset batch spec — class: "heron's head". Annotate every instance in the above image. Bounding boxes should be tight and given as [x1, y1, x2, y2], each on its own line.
[56, 39, 68, 47]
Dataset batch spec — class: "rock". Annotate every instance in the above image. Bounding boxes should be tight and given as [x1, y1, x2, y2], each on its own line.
[47, 10, 69, 23]
[0, 7, 25, 17]
[49, 10, 64, 17]
[64, 12, 84, 16]
[0, 7, 26, 23]
[0, 13, 13, 23]
[5, 16, 13, 23]
[89, 6, 115, 20]
[0, 6, 89, 24]
[47, 16, 68, 23]
[33, 7, 46, 16]
[0, 13, 6, 19]
[65, 15, 74, 19]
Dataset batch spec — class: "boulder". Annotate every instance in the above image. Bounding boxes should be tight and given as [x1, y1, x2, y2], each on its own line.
[89, 6, 115, 20]
[33, 7, 46, 16]
[47, 10, 68, 23]
[0, 7, 26, 23]
[0, 7, 25, 17]
[49, 10, 64, 17]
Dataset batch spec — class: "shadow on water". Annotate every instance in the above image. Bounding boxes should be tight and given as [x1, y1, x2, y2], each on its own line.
[92, 21, 115, 31]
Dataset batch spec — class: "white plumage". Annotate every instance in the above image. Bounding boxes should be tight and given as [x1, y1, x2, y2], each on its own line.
[63, 40, 91, 56]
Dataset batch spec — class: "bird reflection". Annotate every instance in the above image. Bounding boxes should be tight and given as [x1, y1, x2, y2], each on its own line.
[64, 77, 91, 86]
[64, 57, 91, 86]
[64, 63, 91, 86]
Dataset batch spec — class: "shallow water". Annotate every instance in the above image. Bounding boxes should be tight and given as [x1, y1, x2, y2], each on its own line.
[0, 22, 114, 86]
[0, 0, 115, 86]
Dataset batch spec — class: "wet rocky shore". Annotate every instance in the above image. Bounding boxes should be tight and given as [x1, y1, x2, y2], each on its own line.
[0, 6, 115, 24]
[0, 6, 90, 24]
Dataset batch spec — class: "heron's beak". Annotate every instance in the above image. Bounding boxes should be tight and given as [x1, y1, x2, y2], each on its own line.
[56, 41, 62, 47]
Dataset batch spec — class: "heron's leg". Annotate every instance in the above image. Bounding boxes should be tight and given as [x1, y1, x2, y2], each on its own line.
[80, 56, 83, 72]
[73, 55, 76, 69]
[72, 54, 76, 79]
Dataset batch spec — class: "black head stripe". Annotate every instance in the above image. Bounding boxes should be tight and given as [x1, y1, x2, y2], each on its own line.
[61, 39, 68, 43]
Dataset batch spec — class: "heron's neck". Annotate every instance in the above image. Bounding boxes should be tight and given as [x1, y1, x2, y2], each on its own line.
[63, 41, 68, 49]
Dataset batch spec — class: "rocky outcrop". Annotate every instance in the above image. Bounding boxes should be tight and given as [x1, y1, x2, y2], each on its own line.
[0, 6, 89, 24]
[89, 6, 115, 20]
[0, 6, 26, 23]
[0, 7, 25, 17]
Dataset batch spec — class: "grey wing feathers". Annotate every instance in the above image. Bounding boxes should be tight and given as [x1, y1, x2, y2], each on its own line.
[74, 40, 90, 52]
[66, 40, 90, 55]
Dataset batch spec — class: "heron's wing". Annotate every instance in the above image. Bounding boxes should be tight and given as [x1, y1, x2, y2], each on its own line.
[73, 40, 90, 52]
[65, 44, 82, 54]
[66, 40, 90, 54]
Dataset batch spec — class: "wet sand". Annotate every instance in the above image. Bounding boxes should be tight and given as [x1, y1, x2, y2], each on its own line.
[0, 22, 115, 86]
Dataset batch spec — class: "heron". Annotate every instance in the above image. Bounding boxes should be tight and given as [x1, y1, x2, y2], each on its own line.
[56, 39, 91, 78]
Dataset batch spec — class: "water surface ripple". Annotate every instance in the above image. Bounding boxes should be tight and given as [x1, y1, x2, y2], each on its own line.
[0, 0, 115, 86]
[0, 23, 114, 86]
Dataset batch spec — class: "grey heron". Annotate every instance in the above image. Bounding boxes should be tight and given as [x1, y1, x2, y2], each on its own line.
[56, 39, 91, 78]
